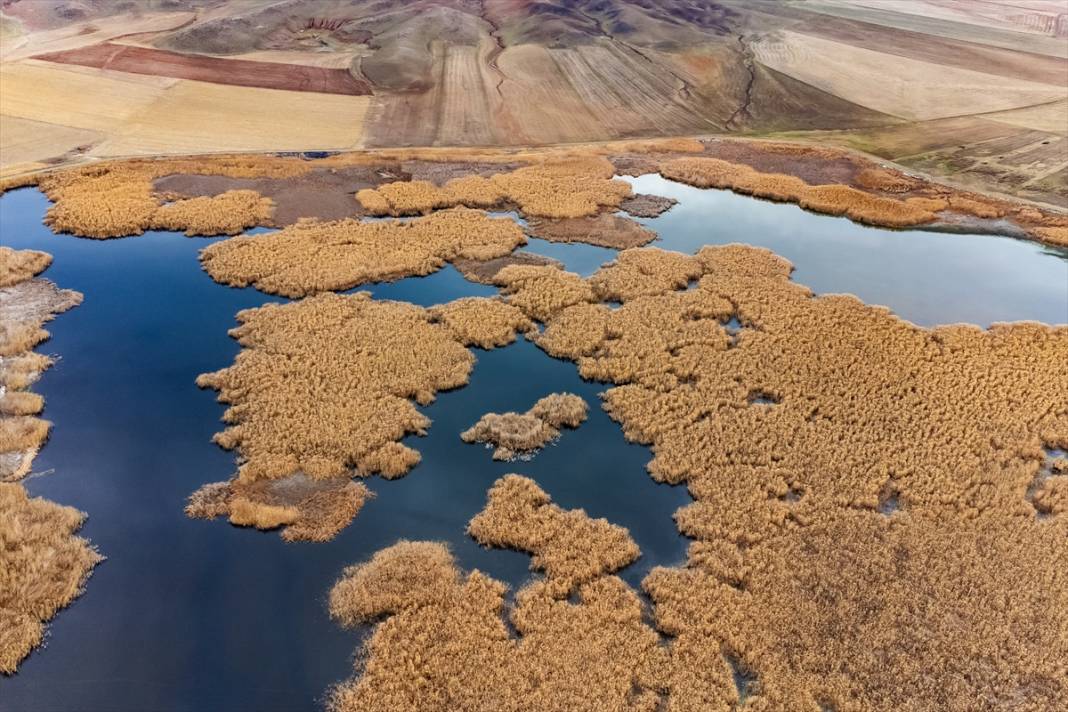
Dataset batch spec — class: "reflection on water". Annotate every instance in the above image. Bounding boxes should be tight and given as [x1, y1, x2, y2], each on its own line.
[623, 174, 1068, 327]
[0, 177, 1065, 710]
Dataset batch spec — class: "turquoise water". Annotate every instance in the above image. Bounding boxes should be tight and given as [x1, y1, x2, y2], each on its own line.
[0, 179, 1064, 710]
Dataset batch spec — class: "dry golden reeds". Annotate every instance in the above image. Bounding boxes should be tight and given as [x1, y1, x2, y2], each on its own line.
[150, 190, 275, 236]
[460, 393, 587, 460]
[493, 264, 596, 323]
[200, 207, 526, 298]
[186, 474, 371, 542]
[588, 248, 703, 302]
[324, 233, 1068, 706]
[327, 479, 665, 711]
[427, 298, 533, 349]
[197, 292, 477, 484]
[0, 248, 96, 675]
[661, 157, 939, 228]
[357, 156, 632, 219]
[0, 248, 51, 288]
[0, 483, 102, 674]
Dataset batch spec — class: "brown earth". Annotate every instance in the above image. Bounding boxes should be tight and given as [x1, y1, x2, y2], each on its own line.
[33, 42, 372, 95]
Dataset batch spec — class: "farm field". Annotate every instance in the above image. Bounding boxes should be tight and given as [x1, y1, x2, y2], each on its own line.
[0, 0, 1064, 204]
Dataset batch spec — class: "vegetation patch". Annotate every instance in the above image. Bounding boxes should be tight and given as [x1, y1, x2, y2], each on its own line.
[327, 240, 1067, 708]
[192, 292, 534, 538]
[461, 393, 587, 460]
[0, 254, 81, 482]
[328, 479, 662, 711]
[661, 157, 939, 228]
[619, 193, 678, 218]
[427, 298, 533, 349]
[200, 208, 526, 298]
[0, 483, 102, 675]
[186, 475, 370, 542]
[526, 213, 657, 249]
[357, 156, 632, 219]
[0, 248, 50, 288]
[0, 248, 98, 674]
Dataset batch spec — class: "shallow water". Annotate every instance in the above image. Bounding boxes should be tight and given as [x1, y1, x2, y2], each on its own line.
[0, 180, 1065, 710]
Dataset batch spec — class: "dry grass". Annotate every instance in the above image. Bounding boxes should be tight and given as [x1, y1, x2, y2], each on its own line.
[461, 393, 587, 460]
[589, 248, 703, 303]
[452, 252, 562, 285]
[0, 482, 101, 674]
[468, 475, 638, 597]
[519, 241, 1068, 708]
[150, 190, 275, 236]
[661, 157, 939, 228]
[0, 248, 51, 288]
[197, 292, 478, 484]
[527, 213, 657, 249]
[427, 298, 533, 349]
[0, 353, 52, 391]
[357, 156, 632, 219]
[328, 496, 663, 710]
[1033, 226, 1068, 246]
[186, 475, 371, 543]
[0, 266, 80, 482]
[200, 208, 526, 298]
[0, 416, 49, 455]
[493, 264, 596, 323]
[32, 154, 315, 238]
[0, 392, 43, 417]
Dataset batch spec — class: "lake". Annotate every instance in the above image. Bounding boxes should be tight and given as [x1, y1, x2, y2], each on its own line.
[0, 179, 1064, 711]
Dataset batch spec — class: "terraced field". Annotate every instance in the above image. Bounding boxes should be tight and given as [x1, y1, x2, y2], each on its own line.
[0, 0, 1065, 206]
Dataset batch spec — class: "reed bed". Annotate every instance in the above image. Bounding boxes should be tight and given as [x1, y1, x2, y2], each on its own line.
[150, 190, 274, 236]
[468, 475, 638, 597]
[187, 468, 372, 544]
[589, 248, 703, 302]
[196, 292, 478, 484]
[357, 156, 632, 219]
[0, 248, 51, 288]
[0, 258, 81, 482]
[327, 485, 664, 711]
[526, 214, 657, 249]
[194, 291, 533, 536]
[200, 207, 525, 298]
[460, 393, 587, 460]
[29, 154, 310, 238]
[493, 264, 596, 323]
[427, 298, 533, 349]
[662, 157, 939, 228]
[0, 252, 97, 673]
[0, 483, 102, 674]
[518, 241, 1068, 708]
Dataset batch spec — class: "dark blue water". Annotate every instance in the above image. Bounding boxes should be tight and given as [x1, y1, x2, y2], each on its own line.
[1, 179, 1065, 711]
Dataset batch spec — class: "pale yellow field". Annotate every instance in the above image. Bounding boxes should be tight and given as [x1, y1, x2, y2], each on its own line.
[752, 31, 1066, 121]
[0, 60, 368, 169]
[986, 99, 1068, 135]
[0, 115, 100, 166]
[94, 80, 369, 156]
